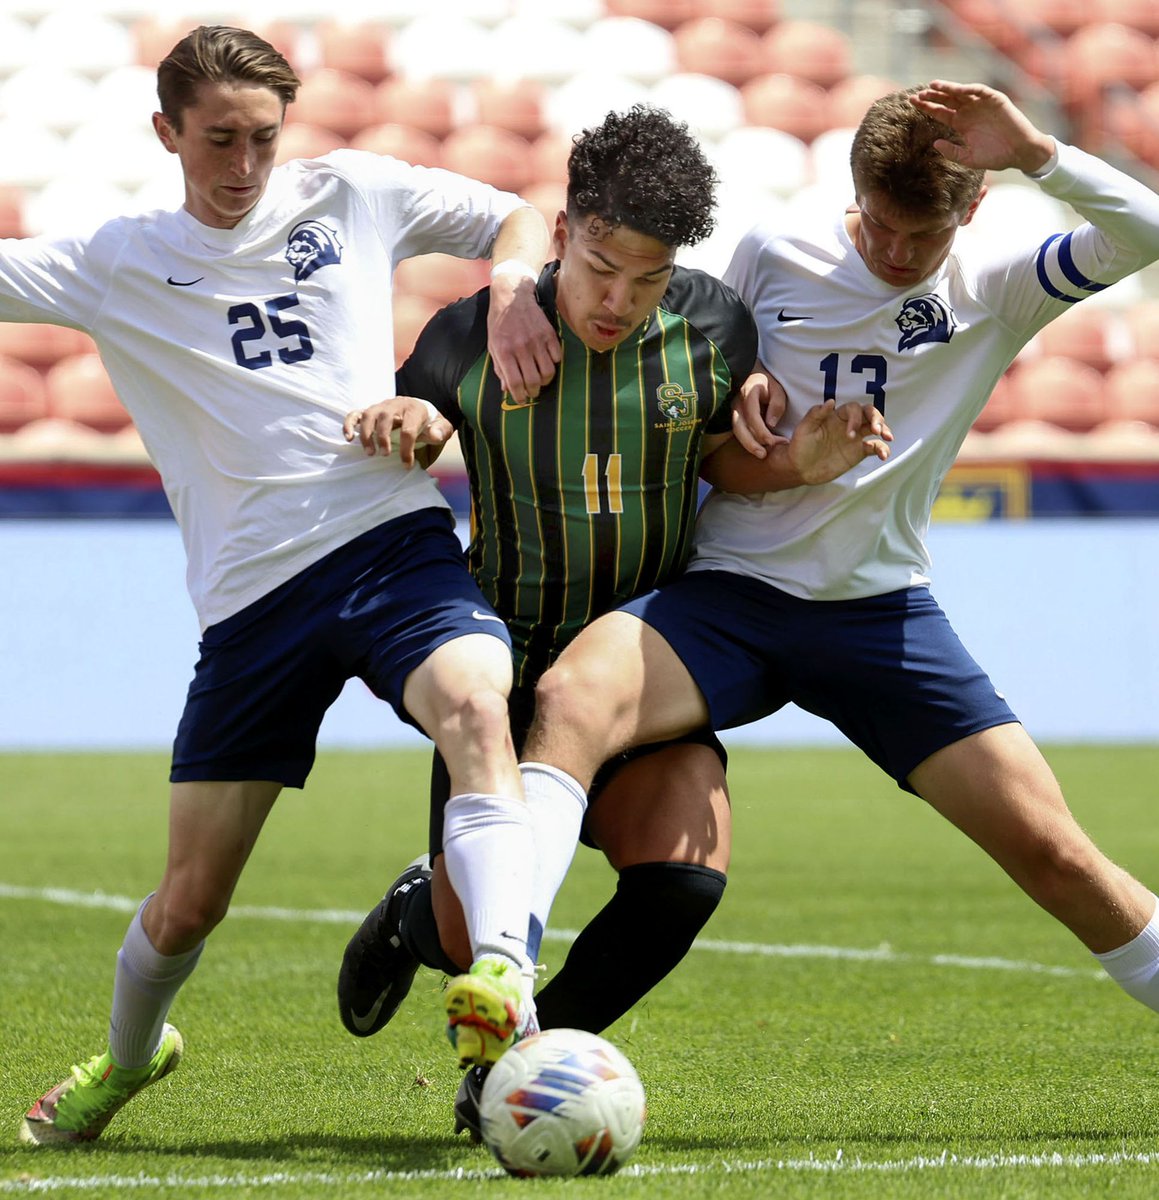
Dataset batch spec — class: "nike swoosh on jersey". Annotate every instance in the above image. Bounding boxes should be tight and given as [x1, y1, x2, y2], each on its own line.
[166, 276, 204, 287]
[776, 309, 813, 322]
[471, 610, 504, 623]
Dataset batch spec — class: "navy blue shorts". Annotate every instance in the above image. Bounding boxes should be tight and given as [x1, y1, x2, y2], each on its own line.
[170, 508, 511, 788]
[620, 570, 1018, 790]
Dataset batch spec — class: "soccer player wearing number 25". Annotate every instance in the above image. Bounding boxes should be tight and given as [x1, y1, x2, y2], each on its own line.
[521, 82, 1159, 1026]
[16, 24, 562, 1145]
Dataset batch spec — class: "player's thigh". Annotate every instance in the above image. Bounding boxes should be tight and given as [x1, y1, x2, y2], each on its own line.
[586, 742, 731, 873]
[908, 723, 1077, 860]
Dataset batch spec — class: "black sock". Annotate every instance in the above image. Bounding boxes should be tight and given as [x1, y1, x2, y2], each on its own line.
[534, 861, 727, 1033]
[398, 874, 462, 977]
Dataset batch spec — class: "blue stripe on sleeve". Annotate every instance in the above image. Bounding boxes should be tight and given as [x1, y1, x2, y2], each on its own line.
[1035, 231, 1106, 304]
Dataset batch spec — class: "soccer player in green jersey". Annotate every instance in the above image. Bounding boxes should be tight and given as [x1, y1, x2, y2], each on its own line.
[337, 107, 888, 1124]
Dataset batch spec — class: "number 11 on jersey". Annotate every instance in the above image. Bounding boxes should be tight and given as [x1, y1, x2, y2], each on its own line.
[582, 453, 624, 515]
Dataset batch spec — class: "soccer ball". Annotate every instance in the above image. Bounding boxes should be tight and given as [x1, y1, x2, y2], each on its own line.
[478, 1028, 647, 1177]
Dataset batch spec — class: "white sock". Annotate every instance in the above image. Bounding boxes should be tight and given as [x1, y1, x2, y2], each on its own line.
[109, 895, 203, 1069]
[443, 792, 535, 972]
[1094, 894, 1159, 1011]
[520, 762, 588, 962]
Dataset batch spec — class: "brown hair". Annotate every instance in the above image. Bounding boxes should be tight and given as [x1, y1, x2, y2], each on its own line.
[850, 86, 984, 217]
[157, 26, 300, 131]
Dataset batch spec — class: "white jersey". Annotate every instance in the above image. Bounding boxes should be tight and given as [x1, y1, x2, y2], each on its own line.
[700, 142, 1159, 600]
[0, 151, 525, 629]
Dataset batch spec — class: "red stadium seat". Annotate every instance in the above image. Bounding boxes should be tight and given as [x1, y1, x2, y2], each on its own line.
[826, 74, 902, 130]
[374, 77, 460, 140]
[316, 20, 392, 85]
[741, 73, 830, 143]
[940, 0, 1032, 58]
[673, 18, 767, 87]
[519, 179, 567, 230]
[1006, 354, 1108, 432]
[1015, 0, 1091, 37]
[0, 323, 95, 372]
[690, 0, 781, 36]
[349, 123, 442, 168]
[292, 69, 379, 141]
[1061, 22, 1159, 108]
[1103, 358, 1159, 426]
[393, 254, 490, 308]
[1124, 297, 1159, 358]
[604, 0, 697, 31]
[275, 122, 347, 166]
[0, 356, 48, 433]
[393, 293, 441, 369]
[0, 186, 25, 238]
[1033, 305, 1120, 373]
[471, 78, 548, 141]
[441, 125, 534, 193]
[970, 371, 1021, 432]
[45, 353, 132, 433]
[762, 20, 853, 90]
[528, 131, 575, 188]
[1095, 0, 1159, 37]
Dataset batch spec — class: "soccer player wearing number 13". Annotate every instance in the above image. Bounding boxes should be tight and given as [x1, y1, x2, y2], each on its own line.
[519, 82, 1159, 1027]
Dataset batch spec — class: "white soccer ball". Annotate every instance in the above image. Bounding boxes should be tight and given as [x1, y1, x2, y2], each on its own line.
[478, 1028, 647, 1177]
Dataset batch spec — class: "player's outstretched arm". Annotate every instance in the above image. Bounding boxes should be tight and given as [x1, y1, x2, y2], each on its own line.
[486, 207, 560, 406]
[909, 80, 1055, 175]
[701, 400, 891, 493]
[344, 397, 453, 468]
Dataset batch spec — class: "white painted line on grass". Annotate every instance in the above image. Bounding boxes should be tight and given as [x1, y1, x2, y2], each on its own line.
[0, 882, 1106, 982]
[4, 1150, 1159, 1192]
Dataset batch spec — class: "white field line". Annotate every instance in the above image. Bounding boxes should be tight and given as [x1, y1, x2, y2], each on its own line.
[4, 1150, 1159, 1192]
[0, 882, 1106, 983]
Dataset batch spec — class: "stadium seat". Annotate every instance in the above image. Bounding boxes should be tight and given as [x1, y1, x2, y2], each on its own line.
[0, 66, 94, 134]
[87, 64, 160, 130]
[28, 10, 133, 77]
[581, 18, 678, 84]
[826, 74, 901, 129]
[509, 0, 603, 25]
[528, 130, 576, 186]
[519, 179, 568, 229]
[713, 125, 809, 198]
[374, 77, 462, 140]
[316, 20, 393, 85]
[275, 123, 348, 166]
[0, 357, 48, 433]
[970, 370, 1020, 432]
[0, 15, 34, 80]
[349, 123, 441, 168]
[1033, 305, 1121, 373]
[132, 19, 201, 68]
[762, 20, 853, 90]
[488, 17, 586, 83]
[291, 69, 380, 141]
[0, 324, 95, 372]
[1060, 22, 1159, 109]
[393, 254, 490, 307]
[472, 78, 548, 141]
[1102, 358, 1159, 426]
[1096, 0, 1159, 37]
[673, 17, 767, 87]
[63, 122, 169, 190]
[1124, 298, 1159, 358]
[23, 178, 132, 237]
[809, 126, 856, 192]
[740, 73, 830, 142]
[1015, 0, 1091, 37]
[392, 293, 441, 368]
[1006, 355, 1108, 432]
[543, 73, 651, 138]
[391, 16, 492, 81]
[649, 73, 745, 140]
[939, 0, 1029, 58]
[604, 0, 697, 30]
[440, 125, 534, 193]
[977, 416, 1084, 457]
[45, 353, 133, 433]
[9, 415, 109, 457]
[1084, 417, 1159, 456]
[0, 187, 26, 238]
[691, 0, 781, 36]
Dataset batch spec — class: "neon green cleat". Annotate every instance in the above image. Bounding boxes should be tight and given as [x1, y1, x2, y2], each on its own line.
[444, 958, 534, 1069]
[20, 1024, 184, 1146]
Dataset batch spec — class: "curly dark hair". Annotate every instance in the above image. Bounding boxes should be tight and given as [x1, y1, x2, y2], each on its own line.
[566, 105, 717, 248]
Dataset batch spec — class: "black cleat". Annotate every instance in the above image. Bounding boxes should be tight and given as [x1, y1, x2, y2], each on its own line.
[338, 854, 431, 1037]
[453, 1065, 488, 1143]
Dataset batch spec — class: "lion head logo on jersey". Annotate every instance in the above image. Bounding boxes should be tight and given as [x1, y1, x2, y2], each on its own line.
[894, 294, 956, 352]
[285, 220, 343, 282]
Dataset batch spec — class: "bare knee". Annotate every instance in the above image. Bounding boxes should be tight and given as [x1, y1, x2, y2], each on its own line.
[530, 660, 621, 767]
[436, 684, 511, 757]
[145, 884, 229, 954]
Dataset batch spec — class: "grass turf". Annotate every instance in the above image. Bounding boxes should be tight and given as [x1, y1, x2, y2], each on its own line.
[2, 745, 1158, 1198]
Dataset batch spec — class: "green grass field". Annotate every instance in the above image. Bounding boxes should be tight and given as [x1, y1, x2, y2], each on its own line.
[3, 745, 1159, 1198]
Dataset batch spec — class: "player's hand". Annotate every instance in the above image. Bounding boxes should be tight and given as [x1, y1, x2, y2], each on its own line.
[787, 399, 892, 485]
[487, 272, 561, 405]
[909, 80, 1055, 175]
[731, 364, 789, 458]
[343, 396, 452, 468]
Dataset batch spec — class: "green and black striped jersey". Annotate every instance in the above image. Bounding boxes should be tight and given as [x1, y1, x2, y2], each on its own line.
[398, 262, 757, 685]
